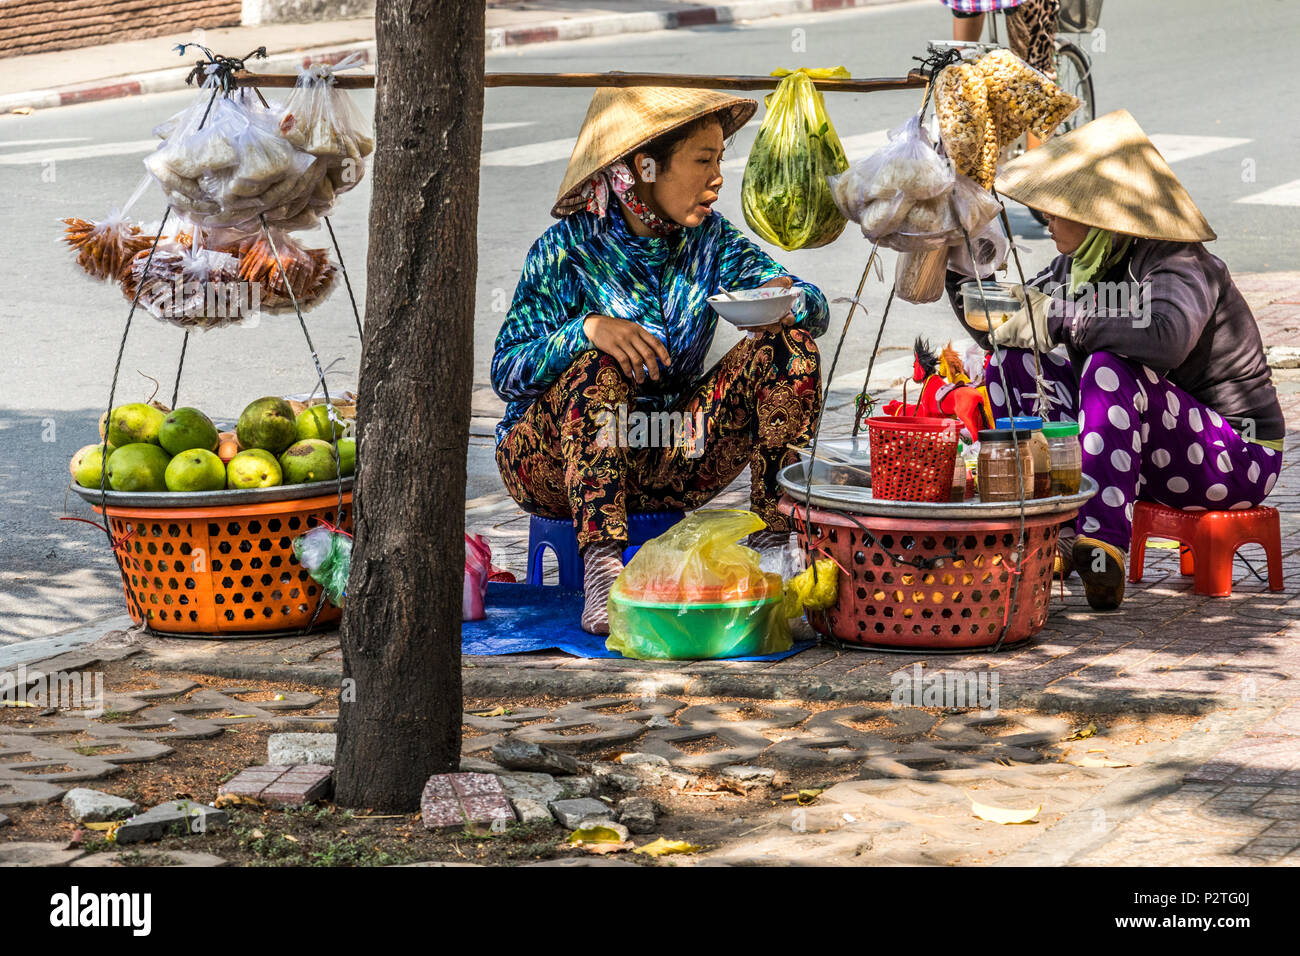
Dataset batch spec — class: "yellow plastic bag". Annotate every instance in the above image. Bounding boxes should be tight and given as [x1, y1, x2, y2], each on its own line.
[741, 67, 851, 251]
[606, 509, 791, 660]
[782, 557, 839, 618]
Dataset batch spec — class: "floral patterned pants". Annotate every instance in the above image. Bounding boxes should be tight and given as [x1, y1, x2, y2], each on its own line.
[495, 328, 822, 550]
[987, 347, 1282, 551]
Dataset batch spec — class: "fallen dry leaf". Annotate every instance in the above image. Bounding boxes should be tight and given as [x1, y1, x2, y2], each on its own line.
[214, 793, 264, 810]
[1066, 722, 1098, 741]
[567, 825, 625, 845]
[470, 706, 509, 718]
[1071, 756, 1132, 768]
[967, 794, 1040, 825]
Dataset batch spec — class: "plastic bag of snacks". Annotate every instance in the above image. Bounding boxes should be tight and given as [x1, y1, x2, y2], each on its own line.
[828, 116, 955, 249]
[607, 509, 792, 660]
[124, 237, 251, 330]
[948, 218, 1012, 279]
[949, 172, 1004, 235]
[741, 67, 851, 251]
[219, 229, 337, 312]
[278, 53, 375, 204]
[144, 77, 322, 230]
[61, 177, 160, 282]
[933, 60, 999, 189]
[975, 49, 1081, 146]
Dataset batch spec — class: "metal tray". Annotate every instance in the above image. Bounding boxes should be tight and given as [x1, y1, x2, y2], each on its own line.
[778, 462, 1095, 519]
[69, 476, 353, 510]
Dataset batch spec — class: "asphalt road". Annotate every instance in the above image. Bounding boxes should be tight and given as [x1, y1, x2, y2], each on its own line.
[1, 0, 1295, 644]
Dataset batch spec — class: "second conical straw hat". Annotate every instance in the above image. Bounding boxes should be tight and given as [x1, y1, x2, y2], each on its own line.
[994, 109, 1215, 243]
[552, 86, 757, 218]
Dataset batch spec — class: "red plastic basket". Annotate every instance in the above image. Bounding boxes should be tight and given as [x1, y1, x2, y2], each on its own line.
[780, 497, 1080, 649]
[866, 415, 959, 502]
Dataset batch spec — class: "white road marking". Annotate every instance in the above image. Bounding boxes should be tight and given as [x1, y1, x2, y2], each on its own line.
[0, 137, 90, 148]
[722, 128, 890, 172]
[0, 139, 157, 165]
[483, 121, 535, 132]
[828, 354, 917, 393]
[481, 137, 574, 166]
[1147, 134, 1251, 165]
[1236, 179, 1300, 207]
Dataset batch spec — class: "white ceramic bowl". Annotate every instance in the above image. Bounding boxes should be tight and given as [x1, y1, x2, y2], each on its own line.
[707, 287, 802, 328]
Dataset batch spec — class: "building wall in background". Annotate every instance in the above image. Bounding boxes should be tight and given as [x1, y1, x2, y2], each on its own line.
[0, 0, 242, 57]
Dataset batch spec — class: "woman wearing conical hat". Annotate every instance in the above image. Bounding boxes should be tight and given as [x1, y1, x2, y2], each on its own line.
[491, 86, 829, 634]
[946, 109, 1284, 611]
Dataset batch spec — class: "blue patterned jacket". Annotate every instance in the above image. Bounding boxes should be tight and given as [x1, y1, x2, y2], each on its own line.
[491, 205, 830, 443]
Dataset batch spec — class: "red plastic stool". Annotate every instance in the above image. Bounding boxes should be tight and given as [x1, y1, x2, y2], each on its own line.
[1129, 501, 1283, 597]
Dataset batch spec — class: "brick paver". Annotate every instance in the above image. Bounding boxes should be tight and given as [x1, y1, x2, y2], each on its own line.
[420, 772, 515, 830]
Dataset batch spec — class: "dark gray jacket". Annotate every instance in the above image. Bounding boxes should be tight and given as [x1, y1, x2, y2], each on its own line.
[945, 239, 1284, 441]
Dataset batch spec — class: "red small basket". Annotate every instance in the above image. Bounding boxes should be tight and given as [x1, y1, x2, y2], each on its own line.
[866, 415, 960, 502]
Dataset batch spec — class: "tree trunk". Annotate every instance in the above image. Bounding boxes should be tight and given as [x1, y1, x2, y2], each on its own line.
[334, 0, 484, 811]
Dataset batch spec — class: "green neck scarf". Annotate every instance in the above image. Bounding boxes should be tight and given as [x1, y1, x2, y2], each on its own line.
[1070, 227, 1133, 294]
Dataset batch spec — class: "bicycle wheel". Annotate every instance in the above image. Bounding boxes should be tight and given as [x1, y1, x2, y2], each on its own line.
[1028, 40, 1095, 225]
[1053, 41, 1095, 132]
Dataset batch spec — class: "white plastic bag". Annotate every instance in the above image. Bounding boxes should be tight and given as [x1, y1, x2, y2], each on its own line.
[828, 116, 956, 245]
[948, 219, 1012, 279]
[144, 76, 323, 230]
[278, 53, 375, 205]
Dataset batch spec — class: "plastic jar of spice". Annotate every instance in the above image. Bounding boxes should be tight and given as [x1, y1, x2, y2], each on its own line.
[1041, 420, 1083, 495]
[995, 416, 1051, 498]
[950, 440, 966, 502]
[977, 428, 1034, 502]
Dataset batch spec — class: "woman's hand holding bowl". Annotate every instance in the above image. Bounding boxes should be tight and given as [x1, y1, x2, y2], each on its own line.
[750, 276, 799, 335]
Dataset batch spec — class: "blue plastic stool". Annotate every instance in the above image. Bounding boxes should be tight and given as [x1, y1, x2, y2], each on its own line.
[526, 510, 685, 588]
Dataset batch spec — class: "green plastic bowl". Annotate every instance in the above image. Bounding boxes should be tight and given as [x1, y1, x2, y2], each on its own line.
[607, 593, 787, 660]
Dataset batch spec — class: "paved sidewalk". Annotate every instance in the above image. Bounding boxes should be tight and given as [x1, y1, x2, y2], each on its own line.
[0, 0, 912, 114]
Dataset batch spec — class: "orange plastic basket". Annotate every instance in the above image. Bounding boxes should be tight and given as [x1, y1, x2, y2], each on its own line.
[866, 415, 959, 502]
[93, 492, 351, 637]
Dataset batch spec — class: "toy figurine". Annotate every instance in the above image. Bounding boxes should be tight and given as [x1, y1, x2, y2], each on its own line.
[881, 336, 994, 442]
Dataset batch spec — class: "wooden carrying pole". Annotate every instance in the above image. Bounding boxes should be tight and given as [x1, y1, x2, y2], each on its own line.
[235, 70, 929, 91]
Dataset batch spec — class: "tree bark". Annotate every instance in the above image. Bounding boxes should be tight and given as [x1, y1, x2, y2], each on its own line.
[335, 0, 484, 811]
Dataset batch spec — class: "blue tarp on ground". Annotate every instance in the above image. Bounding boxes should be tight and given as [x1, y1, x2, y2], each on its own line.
[462, 582, 815, 661]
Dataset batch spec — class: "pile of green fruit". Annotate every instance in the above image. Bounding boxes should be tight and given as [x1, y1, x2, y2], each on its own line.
[71, 397, 356, 493]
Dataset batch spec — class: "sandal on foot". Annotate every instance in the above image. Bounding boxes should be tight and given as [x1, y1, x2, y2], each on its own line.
[580, 542, 624, 635]
[1072, 536, 1127, 611]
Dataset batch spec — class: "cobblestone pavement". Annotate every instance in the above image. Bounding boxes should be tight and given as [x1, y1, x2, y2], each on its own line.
[5, 277, 1299, 865]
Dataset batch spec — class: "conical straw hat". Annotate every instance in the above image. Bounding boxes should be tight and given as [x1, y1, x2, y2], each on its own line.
[552, 86, 757, 218]
[994, 109, 1215, 242]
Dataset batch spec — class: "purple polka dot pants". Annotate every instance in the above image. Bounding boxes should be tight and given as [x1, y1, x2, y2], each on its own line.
[985, 348, 1281, 552]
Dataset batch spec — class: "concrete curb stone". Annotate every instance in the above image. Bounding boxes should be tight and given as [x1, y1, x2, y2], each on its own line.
[0, 0, 913, 115]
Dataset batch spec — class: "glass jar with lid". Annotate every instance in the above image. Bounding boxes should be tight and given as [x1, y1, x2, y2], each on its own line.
[977, 428, 1034, 502]
[1041, 420, 1083, 495]
[995, 416, 1051, 498]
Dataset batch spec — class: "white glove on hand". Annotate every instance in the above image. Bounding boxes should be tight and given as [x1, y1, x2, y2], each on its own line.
[991, 288, 1054, 352]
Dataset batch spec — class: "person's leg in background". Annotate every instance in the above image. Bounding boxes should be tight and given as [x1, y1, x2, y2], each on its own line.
[1006, 0, 1060, 149]
[952, 9, 986, 41]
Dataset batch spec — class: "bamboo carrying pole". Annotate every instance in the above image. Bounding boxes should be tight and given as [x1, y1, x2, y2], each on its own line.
[234, 70, 929, 91]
